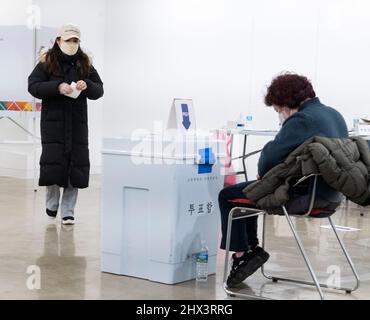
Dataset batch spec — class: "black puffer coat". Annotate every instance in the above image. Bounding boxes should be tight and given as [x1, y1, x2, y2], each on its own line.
[28, 54, 104, 189]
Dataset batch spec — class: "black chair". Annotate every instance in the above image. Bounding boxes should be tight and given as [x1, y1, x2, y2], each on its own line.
[223, 174, 360, 300]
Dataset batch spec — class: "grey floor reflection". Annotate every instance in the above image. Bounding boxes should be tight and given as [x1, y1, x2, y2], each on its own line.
[35, 224, 87, 299]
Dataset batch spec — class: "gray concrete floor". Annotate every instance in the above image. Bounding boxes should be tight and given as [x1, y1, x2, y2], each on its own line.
[0, 176, 369, 300]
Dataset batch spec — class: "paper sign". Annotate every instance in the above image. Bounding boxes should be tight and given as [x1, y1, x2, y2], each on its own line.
[64, 82, 81, 99]
[167, 99, 196, 132]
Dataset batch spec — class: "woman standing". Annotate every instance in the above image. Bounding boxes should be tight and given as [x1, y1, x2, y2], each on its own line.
[28, 24, 104, 225]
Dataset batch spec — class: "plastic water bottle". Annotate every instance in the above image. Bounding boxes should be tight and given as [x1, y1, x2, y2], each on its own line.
[196, 240, 209, 282]
[246, 115, 253, 129]
[353, 118, 360, 135]
[237, 114, 245, 129]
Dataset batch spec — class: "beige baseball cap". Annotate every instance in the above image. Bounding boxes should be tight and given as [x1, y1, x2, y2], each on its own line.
[57, 24, 81, 41]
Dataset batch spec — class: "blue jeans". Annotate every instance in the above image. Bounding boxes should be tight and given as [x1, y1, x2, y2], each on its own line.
[218, 181, 259, 252]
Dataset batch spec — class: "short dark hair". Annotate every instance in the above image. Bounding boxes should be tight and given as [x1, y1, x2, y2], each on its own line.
[265, 72, 316, 109]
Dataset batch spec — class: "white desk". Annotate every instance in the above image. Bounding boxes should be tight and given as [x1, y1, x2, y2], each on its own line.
[215, 128, 279, 181]
[218, 128, 279, 137]
[0, 114, 41, 190]
[217, 129, 370, 182]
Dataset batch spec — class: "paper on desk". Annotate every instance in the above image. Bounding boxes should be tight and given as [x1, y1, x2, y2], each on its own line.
[64, 82, 81, 99]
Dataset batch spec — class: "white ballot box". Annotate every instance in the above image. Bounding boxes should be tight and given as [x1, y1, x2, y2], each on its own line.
[101, 134, 226, 284]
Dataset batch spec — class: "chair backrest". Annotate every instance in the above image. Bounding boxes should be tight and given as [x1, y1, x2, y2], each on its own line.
[287, 174, 343, 217]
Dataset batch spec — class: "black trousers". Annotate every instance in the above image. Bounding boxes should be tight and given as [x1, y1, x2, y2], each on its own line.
[219, 181, 259, 252]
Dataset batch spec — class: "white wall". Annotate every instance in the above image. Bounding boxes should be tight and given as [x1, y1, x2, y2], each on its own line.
[104, 0, 255, 137]
[0, 0, 32, 25]
[103, 0, 322, 137]
[103, 0, 370, 179]
[316, 0, 370, 124]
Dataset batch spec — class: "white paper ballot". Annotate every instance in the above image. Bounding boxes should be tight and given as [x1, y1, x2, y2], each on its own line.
[64, 82, 81, 99]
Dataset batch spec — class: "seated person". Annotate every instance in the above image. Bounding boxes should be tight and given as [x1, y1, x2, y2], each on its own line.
[219, 72, 348, 288]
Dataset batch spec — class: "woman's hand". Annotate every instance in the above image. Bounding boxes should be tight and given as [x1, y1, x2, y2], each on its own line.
[58, 83, 73, 95]
[76, 80, 88, 91]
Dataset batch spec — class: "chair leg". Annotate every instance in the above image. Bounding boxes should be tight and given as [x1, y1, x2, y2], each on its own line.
[230, 208, 360, 299]
[223, 208, 270, 300]
[223, 209, 234, 284]
[328, 217, 360, 293]
[261, 214, 274, 281]
[261, 213, 359, 297]
[282, 206, 325, 300]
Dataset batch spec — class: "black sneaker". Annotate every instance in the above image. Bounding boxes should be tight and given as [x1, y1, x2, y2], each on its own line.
[62, 217, 75, 225]
[226, 247, 270, 288]
[46, 209, 57, 219]
[252, 246, 270, 263]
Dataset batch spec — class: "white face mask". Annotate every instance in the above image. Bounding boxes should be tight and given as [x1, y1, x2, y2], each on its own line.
[278, 112, 287, 125]
[59, 41, 79, 56]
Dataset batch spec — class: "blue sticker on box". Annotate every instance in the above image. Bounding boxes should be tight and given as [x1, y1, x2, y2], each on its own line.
[198, 148, 215, 174]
